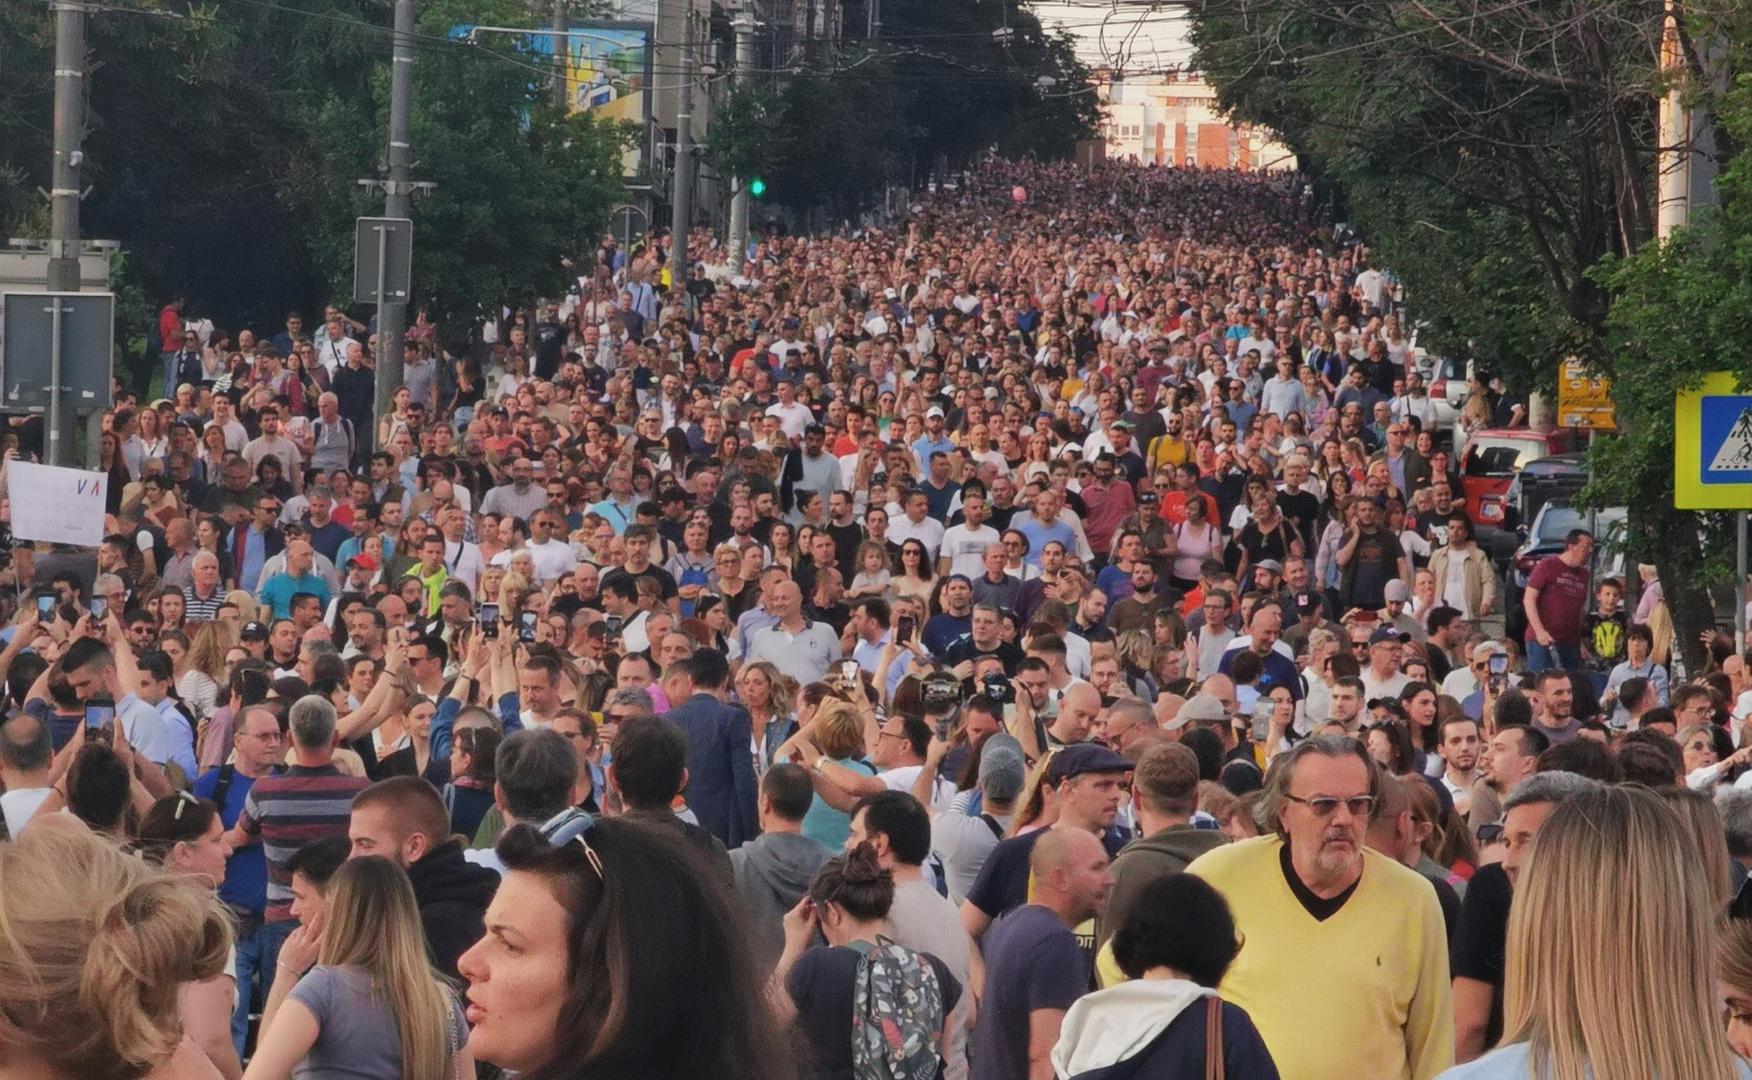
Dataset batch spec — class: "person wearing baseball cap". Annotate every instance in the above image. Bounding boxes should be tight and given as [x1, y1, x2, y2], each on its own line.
[961, 742, 1134, 940]
[1381, 578, 1424, 643]
[932, 734, 1028, 904]
[1362, 625, 1413, 702]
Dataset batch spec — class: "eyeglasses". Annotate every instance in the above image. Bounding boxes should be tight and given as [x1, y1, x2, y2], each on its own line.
[602, 710, 637, 723]
[539, 808, 605, 880]
[1350, 640, 1370, 651]
[1284, 793, 1377, 817]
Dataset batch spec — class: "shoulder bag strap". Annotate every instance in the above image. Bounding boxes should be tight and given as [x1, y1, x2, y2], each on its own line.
[211, 763, 237, 810]
[1205, 994, 1224, 1080]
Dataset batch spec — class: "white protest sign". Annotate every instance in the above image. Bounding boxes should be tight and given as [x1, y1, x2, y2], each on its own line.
[9, 460, 108, 547]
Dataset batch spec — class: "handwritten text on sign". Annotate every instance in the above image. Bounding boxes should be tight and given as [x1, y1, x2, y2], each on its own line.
[9, 460, 107, 546]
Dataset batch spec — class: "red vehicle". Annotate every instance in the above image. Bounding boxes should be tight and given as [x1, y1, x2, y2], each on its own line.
[1459, 427, 1583, 535]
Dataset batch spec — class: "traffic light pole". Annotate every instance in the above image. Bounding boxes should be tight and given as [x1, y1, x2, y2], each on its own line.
[726, 6, 756, 273]
[47, 0, 87, 298]
[374, 0, 414, 449]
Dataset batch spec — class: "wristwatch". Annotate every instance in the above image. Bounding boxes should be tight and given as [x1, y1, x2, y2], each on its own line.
[814, 755, 831, 773]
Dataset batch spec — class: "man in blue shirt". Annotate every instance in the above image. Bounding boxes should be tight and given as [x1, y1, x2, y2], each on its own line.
[911, 405, 956, 466]
[258, 539, 332, 620]
[192, 704, 285, 1053]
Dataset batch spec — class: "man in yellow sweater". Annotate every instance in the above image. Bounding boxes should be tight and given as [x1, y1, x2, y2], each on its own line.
[1186, 735, 1453, 1080]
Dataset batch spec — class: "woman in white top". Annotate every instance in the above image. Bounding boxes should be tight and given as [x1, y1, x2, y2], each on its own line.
[160, 627, 223, 725]
[136, 406, 171, 471]
[495, 350, 531, 401]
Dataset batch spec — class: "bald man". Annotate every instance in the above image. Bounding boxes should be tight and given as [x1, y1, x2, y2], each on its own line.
[1047, 681, 1104, 749]
[744, 579, 842, 685]
[970, 825, 1114, 1080]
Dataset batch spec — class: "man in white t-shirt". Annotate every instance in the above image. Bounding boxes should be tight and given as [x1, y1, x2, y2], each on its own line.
[937, 491, 1000, 579]
[523, 509, 579, 584]
[764, 378, 815, 441]
[0, 713, 54, 837]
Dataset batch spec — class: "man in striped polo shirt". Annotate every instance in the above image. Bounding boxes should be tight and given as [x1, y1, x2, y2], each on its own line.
[226, 694, 368, 937]
[183, 550, 227, 622]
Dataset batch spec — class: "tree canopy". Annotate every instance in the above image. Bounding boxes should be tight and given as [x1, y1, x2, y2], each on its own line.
[1187, 0, 1752, 664]
[0, 0, 633, 333]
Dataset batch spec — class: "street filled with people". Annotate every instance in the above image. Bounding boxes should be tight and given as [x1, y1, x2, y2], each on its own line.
[5, 157, 1752, 1079]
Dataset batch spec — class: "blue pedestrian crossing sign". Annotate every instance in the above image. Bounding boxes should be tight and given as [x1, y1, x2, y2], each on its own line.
[1676, 372, 1752, 508]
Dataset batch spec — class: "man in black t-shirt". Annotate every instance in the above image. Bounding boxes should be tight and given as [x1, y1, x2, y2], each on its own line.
[960, 744, 1133, 947]
[944, 604, 1024, 676]
[1452, 772, 1600, 1062]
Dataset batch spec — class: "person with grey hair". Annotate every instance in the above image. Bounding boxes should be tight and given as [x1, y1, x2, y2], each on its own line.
[1186, 734, 1454, 1079]
[299, 483, 350, 564]
[224, 694, 369, 975]
[308, 391, 355, 471]
[1722, 790, 1752, 918]
[465, 729, 581, 874]
[603, 685, 655, 719]
[296, 639, 347, 689]
[1451, 769, 1604, 1062]
[182, 548, 227, 620]
[0, 712, 54, 836]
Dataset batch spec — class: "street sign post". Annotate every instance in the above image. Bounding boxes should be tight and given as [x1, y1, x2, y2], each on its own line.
[352, 217, 413, 307]
[1676, 372, 1752, 653]
[1556, 358, 1615, 430]
[1676, 372, 1752, 509]
[0, 290, 114, 466]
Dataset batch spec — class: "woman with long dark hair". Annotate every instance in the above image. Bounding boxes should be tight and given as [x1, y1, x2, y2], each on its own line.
[457, 819, 790, 1080]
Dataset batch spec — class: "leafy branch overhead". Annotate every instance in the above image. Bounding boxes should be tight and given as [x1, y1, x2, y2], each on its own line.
[1186, 0, 1752, 665]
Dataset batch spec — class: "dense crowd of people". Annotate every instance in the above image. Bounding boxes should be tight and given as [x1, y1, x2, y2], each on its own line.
[2, 157, 1751, 1080]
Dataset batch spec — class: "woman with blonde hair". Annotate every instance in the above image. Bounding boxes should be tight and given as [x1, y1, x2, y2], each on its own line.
[1439, 784, 1750, 1079]
[734, 659, 797, 774]
[0, 821, 233, 1079]
[1716, 915, 1752, 1058]
[246, 856, 471, 1080]
[773, 696, 875, 849]
[1654, 786, 1734, 909]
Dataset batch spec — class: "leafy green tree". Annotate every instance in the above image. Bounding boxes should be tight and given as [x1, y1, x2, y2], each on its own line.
[0, 0, 630, 334]
[1185, 0, 1752, 664]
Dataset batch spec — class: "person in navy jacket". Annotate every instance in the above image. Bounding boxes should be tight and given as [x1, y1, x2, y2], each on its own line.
[660, 648, 760, 848]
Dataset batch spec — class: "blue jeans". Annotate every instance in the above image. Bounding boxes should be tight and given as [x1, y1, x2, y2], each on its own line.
[161, 350, 182, 396]
[232, 916, 295, 1055]
[1525, 640, 1582, 675]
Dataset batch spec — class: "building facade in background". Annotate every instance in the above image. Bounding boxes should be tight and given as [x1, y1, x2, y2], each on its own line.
[1096, 69, 1297, 171]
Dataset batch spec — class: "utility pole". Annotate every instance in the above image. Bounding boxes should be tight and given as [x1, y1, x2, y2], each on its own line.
[47, 0, 87, 296]
[726, 5, 756, 273]
[551, 0, 569, 110]
[375, 0, 414, 445]
[1657, 0, 1741, 651]
[668, 9, 695, 303]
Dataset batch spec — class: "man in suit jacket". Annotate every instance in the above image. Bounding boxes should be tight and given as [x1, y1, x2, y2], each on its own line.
[659, 648, 760, 849]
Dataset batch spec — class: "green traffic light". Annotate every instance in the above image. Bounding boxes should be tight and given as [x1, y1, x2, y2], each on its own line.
[749, 177, 766, 198]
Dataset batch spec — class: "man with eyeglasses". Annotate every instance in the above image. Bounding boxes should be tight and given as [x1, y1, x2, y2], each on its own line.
[193, 705, 286, 1053]
[1188, 736, 1453, 1080]
[478, 457, 547, 524]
